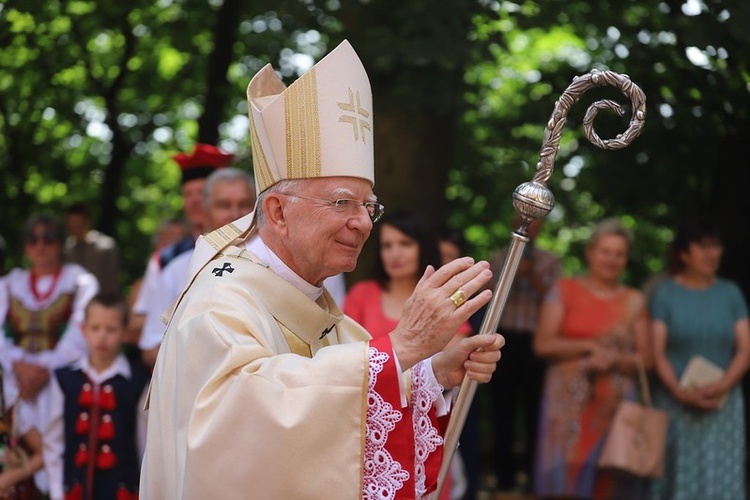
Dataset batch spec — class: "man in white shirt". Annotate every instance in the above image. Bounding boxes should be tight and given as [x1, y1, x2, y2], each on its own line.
[139, 167, 256, 367]
[130, 144, 234, 338]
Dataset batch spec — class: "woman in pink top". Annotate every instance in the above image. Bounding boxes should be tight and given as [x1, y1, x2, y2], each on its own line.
[344, 210, 473, 339]
[344, 211, 473, 499]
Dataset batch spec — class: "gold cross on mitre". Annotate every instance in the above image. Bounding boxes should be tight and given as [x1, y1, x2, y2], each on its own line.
[337, 88, 371, 143]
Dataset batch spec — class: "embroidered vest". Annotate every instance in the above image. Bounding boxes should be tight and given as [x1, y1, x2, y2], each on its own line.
[55, 359, 148, 500]
[4, 293, 75, 353]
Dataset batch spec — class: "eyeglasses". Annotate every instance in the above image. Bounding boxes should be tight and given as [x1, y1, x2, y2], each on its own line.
[284, 195, 385, 223]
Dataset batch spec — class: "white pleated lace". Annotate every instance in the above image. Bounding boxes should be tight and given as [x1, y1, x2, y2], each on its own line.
[412, 360, 444, 498]
[363, 347, 409, 500]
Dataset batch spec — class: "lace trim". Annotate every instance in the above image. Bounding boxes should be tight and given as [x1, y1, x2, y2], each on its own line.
[412, 360, 444, 498]
[363, 347, 409, 500]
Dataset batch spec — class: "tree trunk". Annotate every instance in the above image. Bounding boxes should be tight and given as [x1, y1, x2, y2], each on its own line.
[717, 123, 750, 300]
[374, 103, 454, 221]
[197, 0, 241, 145]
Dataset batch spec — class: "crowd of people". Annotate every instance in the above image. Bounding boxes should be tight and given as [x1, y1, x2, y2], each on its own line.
[0, 39, 748, 500]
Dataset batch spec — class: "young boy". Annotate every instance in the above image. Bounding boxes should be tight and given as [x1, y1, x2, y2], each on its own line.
[44, 294, 148, 500]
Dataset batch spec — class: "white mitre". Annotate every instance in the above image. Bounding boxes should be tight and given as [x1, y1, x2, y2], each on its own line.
[184, 40, 374, 280]
[248, 39, 374, 193]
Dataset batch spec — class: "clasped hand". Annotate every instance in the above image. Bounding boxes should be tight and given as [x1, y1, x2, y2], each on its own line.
[678, 382, 727, 411]
[389, 257, 504, 388]
[585, 344, 619, 373]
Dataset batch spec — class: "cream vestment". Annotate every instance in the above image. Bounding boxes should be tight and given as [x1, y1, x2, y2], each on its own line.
[141, 243, 370, 499]
[142, 40, 448, 500]
[140, 241, 447, 499]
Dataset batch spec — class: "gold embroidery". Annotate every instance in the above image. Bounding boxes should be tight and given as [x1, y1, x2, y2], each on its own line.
[280, 324, 313, 358]
[203, 232, 224, 252]
[202, 221, 245, 252]
[250, 115, 275, 192]
[284, 68, 321, 181]
[337, 88, 371, 143]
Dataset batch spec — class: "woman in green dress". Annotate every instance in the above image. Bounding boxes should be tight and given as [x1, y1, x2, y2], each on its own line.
[649, 218, 750, 499]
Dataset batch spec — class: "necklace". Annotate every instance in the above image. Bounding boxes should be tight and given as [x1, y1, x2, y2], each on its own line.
[29, 267, 62, 303]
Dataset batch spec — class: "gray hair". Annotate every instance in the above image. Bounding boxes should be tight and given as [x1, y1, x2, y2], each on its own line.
[202, 168, 255, 209]
[255, 179, 308, 228]
[587, 217, 634, 249]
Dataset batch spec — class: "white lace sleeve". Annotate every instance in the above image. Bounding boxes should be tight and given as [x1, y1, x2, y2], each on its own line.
[363, 346, 409, 500]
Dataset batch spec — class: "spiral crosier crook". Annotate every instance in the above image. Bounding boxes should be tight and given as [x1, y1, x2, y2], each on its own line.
[432, 69, 647, 499]
[514, 69, 647, 229]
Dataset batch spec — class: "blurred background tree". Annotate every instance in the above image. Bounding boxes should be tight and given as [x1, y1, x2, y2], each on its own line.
[453, 0, 750, 296]
[0, 0, 748, 301]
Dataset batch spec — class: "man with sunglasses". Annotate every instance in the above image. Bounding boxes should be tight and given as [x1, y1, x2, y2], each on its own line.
[0, 214, 99, 496]
[141, 41, 505, 499]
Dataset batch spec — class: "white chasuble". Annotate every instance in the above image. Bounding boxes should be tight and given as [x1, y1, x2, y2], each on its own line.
[140, 247, 446, 499]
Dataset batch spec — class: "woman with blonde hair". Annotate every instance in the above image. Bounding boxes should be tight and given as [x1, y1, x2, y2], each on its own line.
[533, 218, 651, 499]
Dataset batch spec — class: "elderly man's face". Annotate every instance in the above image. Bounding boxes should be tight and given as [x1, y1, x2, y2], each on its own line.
[282, 176, 375, 286]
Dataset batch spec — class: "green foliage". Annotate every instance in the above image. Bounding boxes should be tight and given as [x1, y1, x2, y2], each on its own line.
[1, 0, 748, 299]
[0, 0, 323, 283]
[451, 0, 750, 290]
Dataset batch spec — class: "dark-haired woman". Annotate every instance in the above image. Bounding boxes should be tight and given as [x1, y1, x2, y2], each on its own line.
[344, 211, 472, 340]
[343, 211, 472, 499]
[648, 218, 749, 499]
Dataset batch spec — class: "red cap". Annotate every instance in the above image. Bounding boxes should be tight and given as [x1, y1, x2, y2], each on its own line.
[173, 143, 234, 184]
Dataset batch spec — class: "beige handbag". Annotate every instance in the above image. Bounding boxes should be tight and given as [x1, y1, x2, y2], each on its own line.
[597, 357, 668, 478]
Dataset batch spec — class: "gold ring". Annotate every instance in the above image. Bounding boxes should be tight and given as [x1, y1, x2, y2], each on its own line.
[449, 289, 468, 308]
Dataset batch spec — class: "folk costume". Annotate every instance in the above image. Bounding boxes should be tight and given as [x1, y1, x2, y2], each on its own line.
[0, 264, 98, 406]
[141, 40, 453, 499]
[138, 251, 191, 351]
[44, 355, 149, 500]
[0, 264, 98, 496]
[0, 365, 44, 500]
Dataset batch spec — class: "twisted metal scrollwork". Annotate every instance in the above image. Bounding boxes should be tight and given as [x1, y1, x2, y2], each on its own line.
[532, 69, 647, 186]
[433, 69, 647, 498]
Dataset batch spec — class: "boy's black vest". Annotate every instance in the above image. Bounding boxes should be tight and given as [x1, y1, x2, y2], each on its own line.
[55, 358, 148, 500]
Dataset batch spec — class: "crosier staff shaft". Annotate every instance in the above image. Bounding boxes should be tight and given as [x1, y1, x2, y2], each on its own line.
[430, 69, 646, 499]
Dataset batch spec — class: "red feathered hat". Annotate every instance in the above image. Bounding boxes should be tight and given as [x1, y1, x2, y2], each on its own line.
[173, 143, 234, 184]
